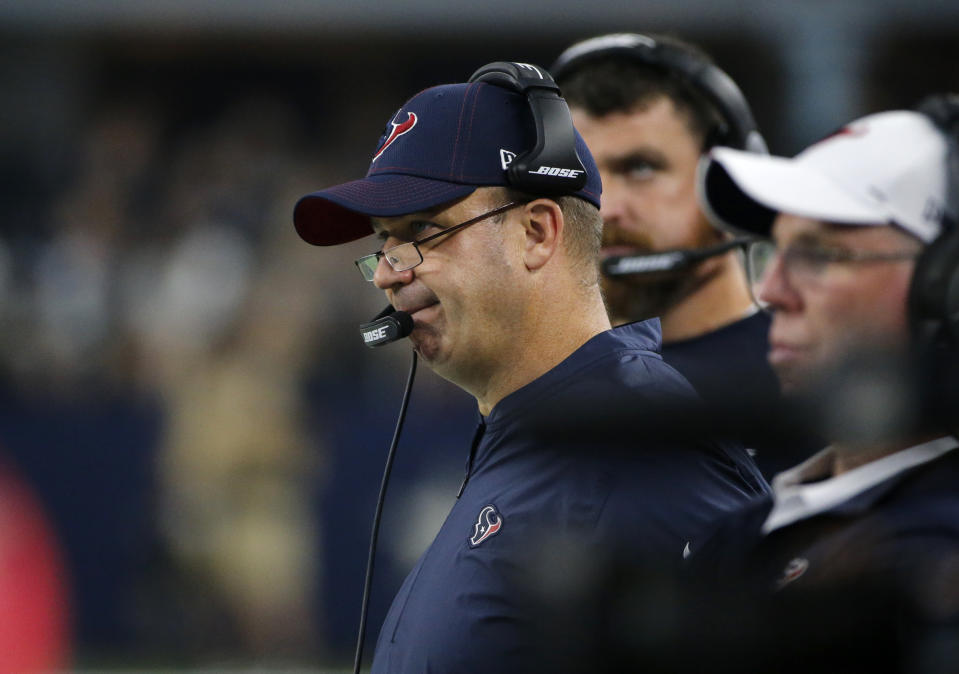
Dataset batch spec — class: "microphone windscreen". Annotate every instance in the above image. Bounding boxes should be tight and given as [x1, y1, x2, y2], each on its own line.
[359, 307, 414, 347]
[393, 310, 414, 338]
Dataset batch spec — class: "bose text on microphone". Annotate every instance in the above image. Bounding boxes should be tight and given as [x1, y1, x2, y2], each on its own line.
[359, 306, 414, 347]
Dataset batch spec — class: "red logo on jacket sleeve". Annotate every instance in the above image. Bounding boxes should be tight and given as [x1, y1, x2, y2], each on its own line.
[372, 112, 417, 162]
[775, 557, 809, 590]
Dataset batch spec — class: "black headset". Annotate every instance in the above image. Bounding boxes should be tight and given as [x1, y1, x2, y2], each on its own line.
[550, 32, 768, 155]
[468, 61, 589, 195]
[908, 94, 959, 351]
[351, 64, 591, 668]
[359, 61, 588, 350]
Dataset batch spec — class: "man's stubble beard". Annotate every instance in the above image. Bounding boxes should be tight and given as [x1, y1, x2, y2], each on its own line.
[602, 264, 719, 326]
[601, 224, 726, 326]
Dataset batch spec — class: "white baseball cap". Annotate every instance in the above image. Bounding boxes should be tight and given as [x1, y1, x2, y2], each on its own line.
[697, 110, 950, 243]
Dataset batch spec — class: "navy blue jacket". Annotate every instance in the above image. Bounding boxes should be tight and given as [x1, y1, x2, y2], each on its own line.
[662, 310, 816, 478]
[673, 442, 959, 672]
[690, 442, 959, 594]
[371, 320, 768, 673]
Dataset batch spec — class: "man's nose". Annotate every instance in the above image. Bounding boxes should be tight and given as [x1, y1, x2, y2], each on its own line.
[758, 251, 800, 312]
[372, 253, 414, 290]
[599, 176, 627, 225]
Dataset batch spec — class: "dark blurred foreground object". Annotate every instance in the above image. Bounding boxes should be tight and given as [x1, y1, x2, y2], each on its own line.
[518, 428, 959, 673]
[522, 551, 959, 674]
[528, 344, 957, 453]
[0, 458, 71, 672]
[518, 345, 958, 673]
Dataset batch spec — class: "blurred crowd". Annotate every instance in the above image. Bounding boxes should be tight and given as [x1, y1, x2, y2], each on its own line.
[0, 83, 473, 668]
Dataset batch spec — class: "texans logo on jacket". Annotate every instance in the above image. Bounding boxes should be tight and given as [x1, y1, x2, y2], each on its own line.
[469, 504, 503, 547]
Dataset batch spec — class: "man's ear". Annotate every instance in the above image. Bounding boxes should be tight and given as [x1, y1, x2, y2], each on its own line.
[522, 199, 564, 271]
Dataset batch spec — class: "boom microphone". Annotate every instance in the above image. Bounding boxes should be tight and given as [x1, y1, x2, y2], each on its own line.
[602, 238, 752, 278]
[359, 305, 414, 347]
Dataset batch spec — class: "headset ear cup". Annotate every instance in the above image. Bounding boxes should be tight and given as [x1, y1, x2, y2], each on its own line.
[550, 32, 767, 154]
[909, 226, 959, 349]
[468, 61, 588, 195]
[911, 94, 959, 351]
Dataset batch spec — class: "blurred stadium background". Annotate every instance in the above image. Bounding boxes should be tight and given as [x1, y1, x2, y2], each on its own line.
[0, 0, 957, 671]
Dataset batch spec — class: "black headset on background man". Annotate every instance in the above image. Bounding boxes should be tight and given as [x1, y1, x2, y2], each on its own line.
[550, 32, 769, 155]
[909, 94, 959, 353]
[549, 32, 768, 280]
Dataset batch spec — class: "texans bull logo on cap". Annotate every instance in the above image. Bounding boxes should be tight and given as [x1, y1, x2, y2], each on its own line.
[372, 112, 418, 163]
[292, 79, 601, 248]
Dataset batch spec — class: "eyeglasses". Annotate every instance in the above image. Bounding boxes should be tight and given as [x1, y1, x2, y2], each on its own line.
[745, 239, 919, 308]
[354, 201, 524, 282]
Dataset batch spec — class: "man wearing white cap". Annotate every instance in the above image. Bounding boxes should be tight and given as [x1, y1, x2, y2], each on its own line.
[688, 96, 959, 623]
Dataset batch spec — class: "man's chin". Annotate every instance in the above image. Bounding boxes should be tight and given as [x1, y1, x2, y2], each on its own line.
[771, 359, 821, 398]
[410, 328, 445, 366]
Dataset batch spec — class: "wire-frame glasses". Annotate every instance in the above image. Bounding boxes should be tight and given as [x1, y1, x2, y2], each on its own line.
[744, 238, 919, 310]
[354, 201, 524, 281]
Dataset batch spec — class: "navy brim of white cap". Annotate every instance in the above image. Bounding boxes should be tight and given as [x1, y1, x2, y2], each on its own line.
[697, 147, 892, 239]
[294, 175, 477, 247]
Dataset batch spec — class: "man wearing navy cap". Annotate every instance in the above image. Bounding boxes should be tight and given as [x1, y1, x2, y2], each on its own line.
[294, 62, 767, 673]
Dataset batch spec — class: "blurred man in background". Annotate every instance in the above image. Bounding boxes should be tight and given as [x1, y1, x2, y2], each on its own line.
[683, 95, 959, 671]
[552, 33, 810, 477]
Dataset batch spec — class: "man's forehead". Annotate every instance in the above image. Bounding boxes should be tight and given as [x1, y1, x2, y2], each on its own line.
[574, 100, 700, 160]
[574, 95, 684, 130]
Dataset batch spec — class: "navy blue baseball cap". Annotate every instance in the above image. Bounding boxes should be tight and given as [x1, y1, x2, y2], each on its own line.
[293, 81, 602, 246]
